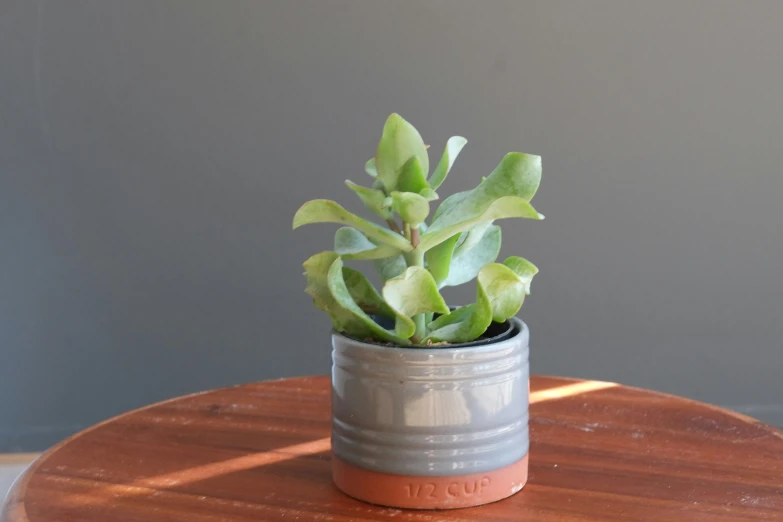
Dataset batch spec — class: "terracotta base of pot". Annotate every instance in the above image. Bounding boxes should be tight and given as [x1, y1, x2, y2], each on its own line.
[332, 454, 529, 510]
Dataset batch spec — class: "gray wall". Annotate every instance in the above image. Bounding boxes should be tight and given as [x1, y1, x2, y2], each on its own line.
[2, 0, 782, 452]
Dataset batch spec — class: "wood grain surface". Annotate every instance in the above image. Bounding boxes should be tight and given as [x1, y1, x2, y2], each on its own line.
[3, 376, 782, 521]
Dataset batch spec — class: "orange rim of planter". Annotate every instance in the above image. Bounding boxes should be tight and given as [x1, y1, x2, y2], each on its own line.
[332, 454, 528, 510]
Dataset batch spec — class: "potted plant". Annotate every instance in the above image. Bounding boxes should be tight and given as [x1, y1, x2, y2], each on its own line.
[293, 114, 543, 509]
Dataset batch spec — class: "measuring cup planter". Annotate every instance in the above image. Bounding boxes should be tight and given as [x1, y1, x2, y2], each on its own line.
[331, 317, 530, 510]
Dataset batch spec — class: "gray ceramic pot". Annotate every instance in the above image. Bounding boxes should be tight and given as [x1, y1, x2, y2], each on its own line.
[331, 317, 530, 509]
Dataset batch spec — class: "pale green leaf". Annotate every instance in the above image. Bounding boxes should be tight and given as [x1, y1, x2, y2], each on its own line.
[334, 227, 401, 260]
[293, 199, 412, 252]
[424, 281, 492, 343]
[453, 222, 492, 257]
[390, 192, 430, 227]
[425, 256, 537, 342]
[375, 113, 429, 193]
[383, 267, 449, 317]
[304, 252, 399, 340]
[373, 255, 407, 282]
[419, 153, 543, 252]
[426, 304, 475, 333]
[425, 234, 460, 286]
[396, 156, 430, 194]
[419, 188, 439, 201]
[345, 180, 392, 220]
[440, 225, 501, 287]
[326, 256, 410, 344]
[478, 263, 526, 322]
[503, 256, 539, 294]
[304, 251, 343, 317]
[383, 267, 449, 338]
[428, 136, 467, 190]
[365, 157, 377, 178]
[342, 266, 396, 318]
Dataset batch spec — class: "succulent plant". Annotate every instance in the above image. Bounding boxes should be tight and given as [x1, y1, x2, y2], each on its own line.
[293, 114, 543, 346]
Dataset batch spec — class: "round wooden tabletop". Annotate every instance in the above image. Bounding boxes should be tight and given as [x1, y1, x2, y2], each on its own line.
[3, 376, 783, 521]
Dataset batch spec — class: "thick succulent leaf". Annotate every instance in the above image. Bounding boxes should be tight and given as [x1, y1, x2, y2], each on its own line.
[425, 233, 460, 286]
[383, 267, 449, 338]
[419, 153, 543, 251]
[334, 227, 400, 260]
[342, 266, 396, 318]
[425, 282, 492, 343]
[426, 304, 472, 330]
[503, 256, 539, 294]
[365, 158, 377, 178]
[419, 188, 439, 201]
[453, 222, 492, 257]
[373, 255, 407, 282]
[478, 263, 526, 322]
[345, 180, 392, 220]
[390, 191, 430, 226]
[396, 156, 430, 194]
[383, 267, 449, 317]
[304, 252, 343, 316]
[304, 252, 401, 342]
[293, 199, 412, 252]
[326, 256, 410, 344]
[375, 113, 429, 193]
[424, 256, 537, 342]
[428, 136, 468, 190]
[440, 224, 501, 288]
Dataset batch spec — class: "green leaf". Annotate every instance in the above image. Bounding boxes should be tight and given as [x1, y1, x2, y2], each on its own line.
[345, 180, 392, 220]
[304, 252, 400, 340]
[503, 256, 539, 294]
[373, 255, 407, 282]
[426, 304, 476, 333]
[424, 256, 538, 342]
[342, 266, 396, 318]
[383, 267, 449, 338]
[419, 188, 439, 201]
[375, 113, 429, 193]
[334, 227, 400, 260]
[425, 234, 460, 286]
[396, 156, 430, 194]
[453, 222, 492, 257]
[425, 281, 492, 343]
[293, 199, 412, 252]
[478, 263, 526, 322]
[419, 153, 544, 252]
[441, 225, 501, 287]
[365, 158, 377, 178]
[304, 251, 342, 317]
[325, 256, 410, 344]
[428, 136, 467, 190]
[390, 191, 430, 227]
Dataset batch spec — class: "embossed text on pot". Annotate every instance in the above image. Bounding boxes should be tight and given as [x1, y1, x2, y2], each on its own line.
[331, 318, 529, 477]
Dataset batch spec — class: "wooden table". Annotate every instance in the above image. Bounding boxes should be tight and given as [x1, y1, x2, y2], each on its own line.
[3, 376, 783, 521]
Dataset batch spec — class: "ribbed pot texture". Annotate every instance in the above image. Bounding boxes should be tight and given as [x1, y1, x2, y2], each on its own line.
[331, 317, 530, 509]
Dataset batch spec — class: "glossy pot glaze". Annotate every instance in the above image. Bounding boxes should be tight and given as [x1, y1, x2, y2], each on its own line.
[331, 318, 530, 509]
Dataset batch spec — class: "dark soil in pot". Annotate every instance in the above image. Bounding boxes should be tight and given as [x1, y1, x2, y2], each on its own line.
[343, 310, 517, 348]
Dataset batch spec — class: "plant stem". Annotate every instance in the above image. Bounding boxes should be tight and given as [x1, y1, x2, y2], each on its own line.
[403, 222, 412, 242]
[410, 226, 420, 248]
[404, 232, 427, 344]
